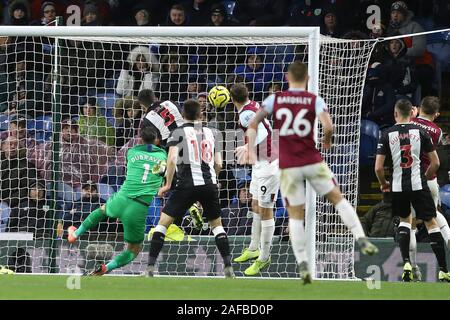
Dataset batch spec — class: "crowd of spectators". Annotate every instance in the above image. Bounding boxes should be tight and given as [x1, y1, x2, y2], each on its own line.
[0, 0, 449, 240]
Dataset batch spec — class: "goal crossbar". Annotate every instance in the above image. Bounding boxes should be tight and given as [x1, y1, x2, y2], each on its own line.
[0, 26, 321, 38]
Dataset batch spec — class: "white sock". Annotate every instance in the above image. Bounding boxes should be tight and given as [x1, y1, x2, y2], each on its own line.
[259, 219, 275, 261]
[248, 211, 261, 251]
[289, 219, 307, 264]
[436, 211, 450, 246]
[409, 228, 417, 267]
[335, 199, 365, 240]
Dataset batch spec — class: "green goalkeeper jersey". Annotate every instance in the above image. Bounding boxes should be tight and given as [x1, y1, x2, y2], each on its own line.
[119, 144, 167, 198]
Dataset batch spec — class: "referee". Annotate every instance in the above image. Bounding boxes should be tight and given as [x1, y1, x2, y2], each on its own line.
[375, 99, 450, 282]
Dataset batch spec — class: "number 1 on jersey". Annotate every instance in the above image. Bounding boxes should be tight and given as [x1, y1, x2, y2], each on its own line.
[142, 163, 151, 183]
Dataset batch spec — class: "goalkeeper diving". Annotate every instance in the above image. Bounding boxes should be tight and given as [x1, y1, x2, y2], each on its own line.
[67, 127, 167, 275]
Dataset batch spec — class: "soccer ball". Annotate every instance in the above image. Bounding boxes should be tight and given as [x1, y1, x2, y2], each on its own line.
[208, 86, 231, 109]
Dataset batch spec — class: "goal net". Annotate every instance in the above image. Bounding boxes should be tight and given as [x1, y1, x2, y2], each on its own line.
[0, 27, 375, 279]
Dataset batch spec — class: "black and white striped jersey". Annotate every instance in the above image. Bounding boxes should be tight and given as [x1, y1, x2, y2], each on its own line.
[167, 122, 222, 188]
[377, 123, 435, 192]
[142, 100, 184, 142]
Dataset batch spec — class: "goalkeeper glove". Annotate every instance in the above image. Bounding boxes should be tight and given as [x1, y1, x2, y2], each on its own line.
[152, 160, 167, 176]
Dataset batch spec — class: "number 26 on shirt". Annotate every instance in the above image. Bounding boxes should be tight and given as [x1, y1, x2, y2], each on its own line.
[276, 108, 312, 137]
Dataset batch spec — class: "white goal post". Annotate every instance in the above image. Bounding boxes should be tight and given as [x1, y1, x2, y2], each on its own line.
[0, 26, 375, 279]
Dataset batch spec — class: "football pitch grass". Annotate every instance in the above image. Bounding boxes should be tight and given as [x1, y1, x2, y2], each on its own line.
[0, 275, 450, 299]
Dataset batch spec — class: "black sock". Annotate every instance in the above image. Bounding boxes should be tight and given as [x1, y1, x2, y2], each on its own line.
[148, 231, 165, 267]
[215, 233, 231, 267]
[397, 226, 411, 264]
[429, 231, 448, 273]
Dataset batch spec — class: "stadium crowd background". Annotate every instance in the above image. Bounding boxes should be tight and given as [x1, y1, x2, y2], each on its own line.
[0, 0, 449, 244]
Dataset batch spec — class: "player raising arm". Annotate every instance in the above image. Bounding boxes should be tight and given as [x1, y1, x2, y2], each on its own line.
[375, 99, 450, 282]
[246, 61, 378, 284]
[231, 83, 280, 276]
[67, 127, 167, 275]
[146, 100, 234, 278]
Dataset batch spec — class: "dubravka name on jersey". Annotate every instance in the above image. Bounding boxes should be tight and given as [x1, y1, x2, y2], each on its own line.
[276, 96, 313, 105]
[129, 154, 162, 164]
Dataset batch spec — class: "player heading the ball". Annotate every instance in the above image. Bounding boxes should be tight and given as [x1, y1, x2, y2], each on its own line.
[246, 61, 378, 284]
[231, 83, 280, 276]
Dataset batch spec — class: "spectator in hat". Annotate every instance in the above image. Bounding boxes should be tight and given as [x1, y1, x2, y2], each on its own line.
[7, 180, 49, 237]
[320, 6, 344, 38]
[78, 97, 115, 146]
[369, 22, 388, 64]
[34, 1, 56, 25]
[221, 177, 253, 235]
[82, 3, 102, 26]
[132, 5, 153, 26]
[82, 0, 112, 25]
[8, 0, 31, 25]
[388, 1, 436, 97]
[382, 36, 417, 100]
[208, 3, 232, 26]
[388, 1, 426, 58]
[116, 45, 160, 97]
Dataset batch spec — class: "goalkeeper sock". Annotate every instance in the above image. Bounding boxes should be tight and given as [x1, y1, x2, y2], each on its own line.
[436, 211, 450, 246]
[289, 219, 307, 264]
[429, 228, 448, 273]
[398, 222, 411, 264]
[409, 228, 417, 267]
[248, 211, 261, 251]
[213, 226, 231, 267]
[106, 250, 136, 272]
[259, 219, 275, 261]
[74, 207, 107, 238]
[335, 199, 365, 240]
[148, 225, 167, 266]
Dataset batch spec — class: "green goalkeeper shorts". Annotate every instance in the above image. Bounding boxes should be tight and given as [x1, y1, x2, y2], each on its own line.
[105, 192, 154, 244]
